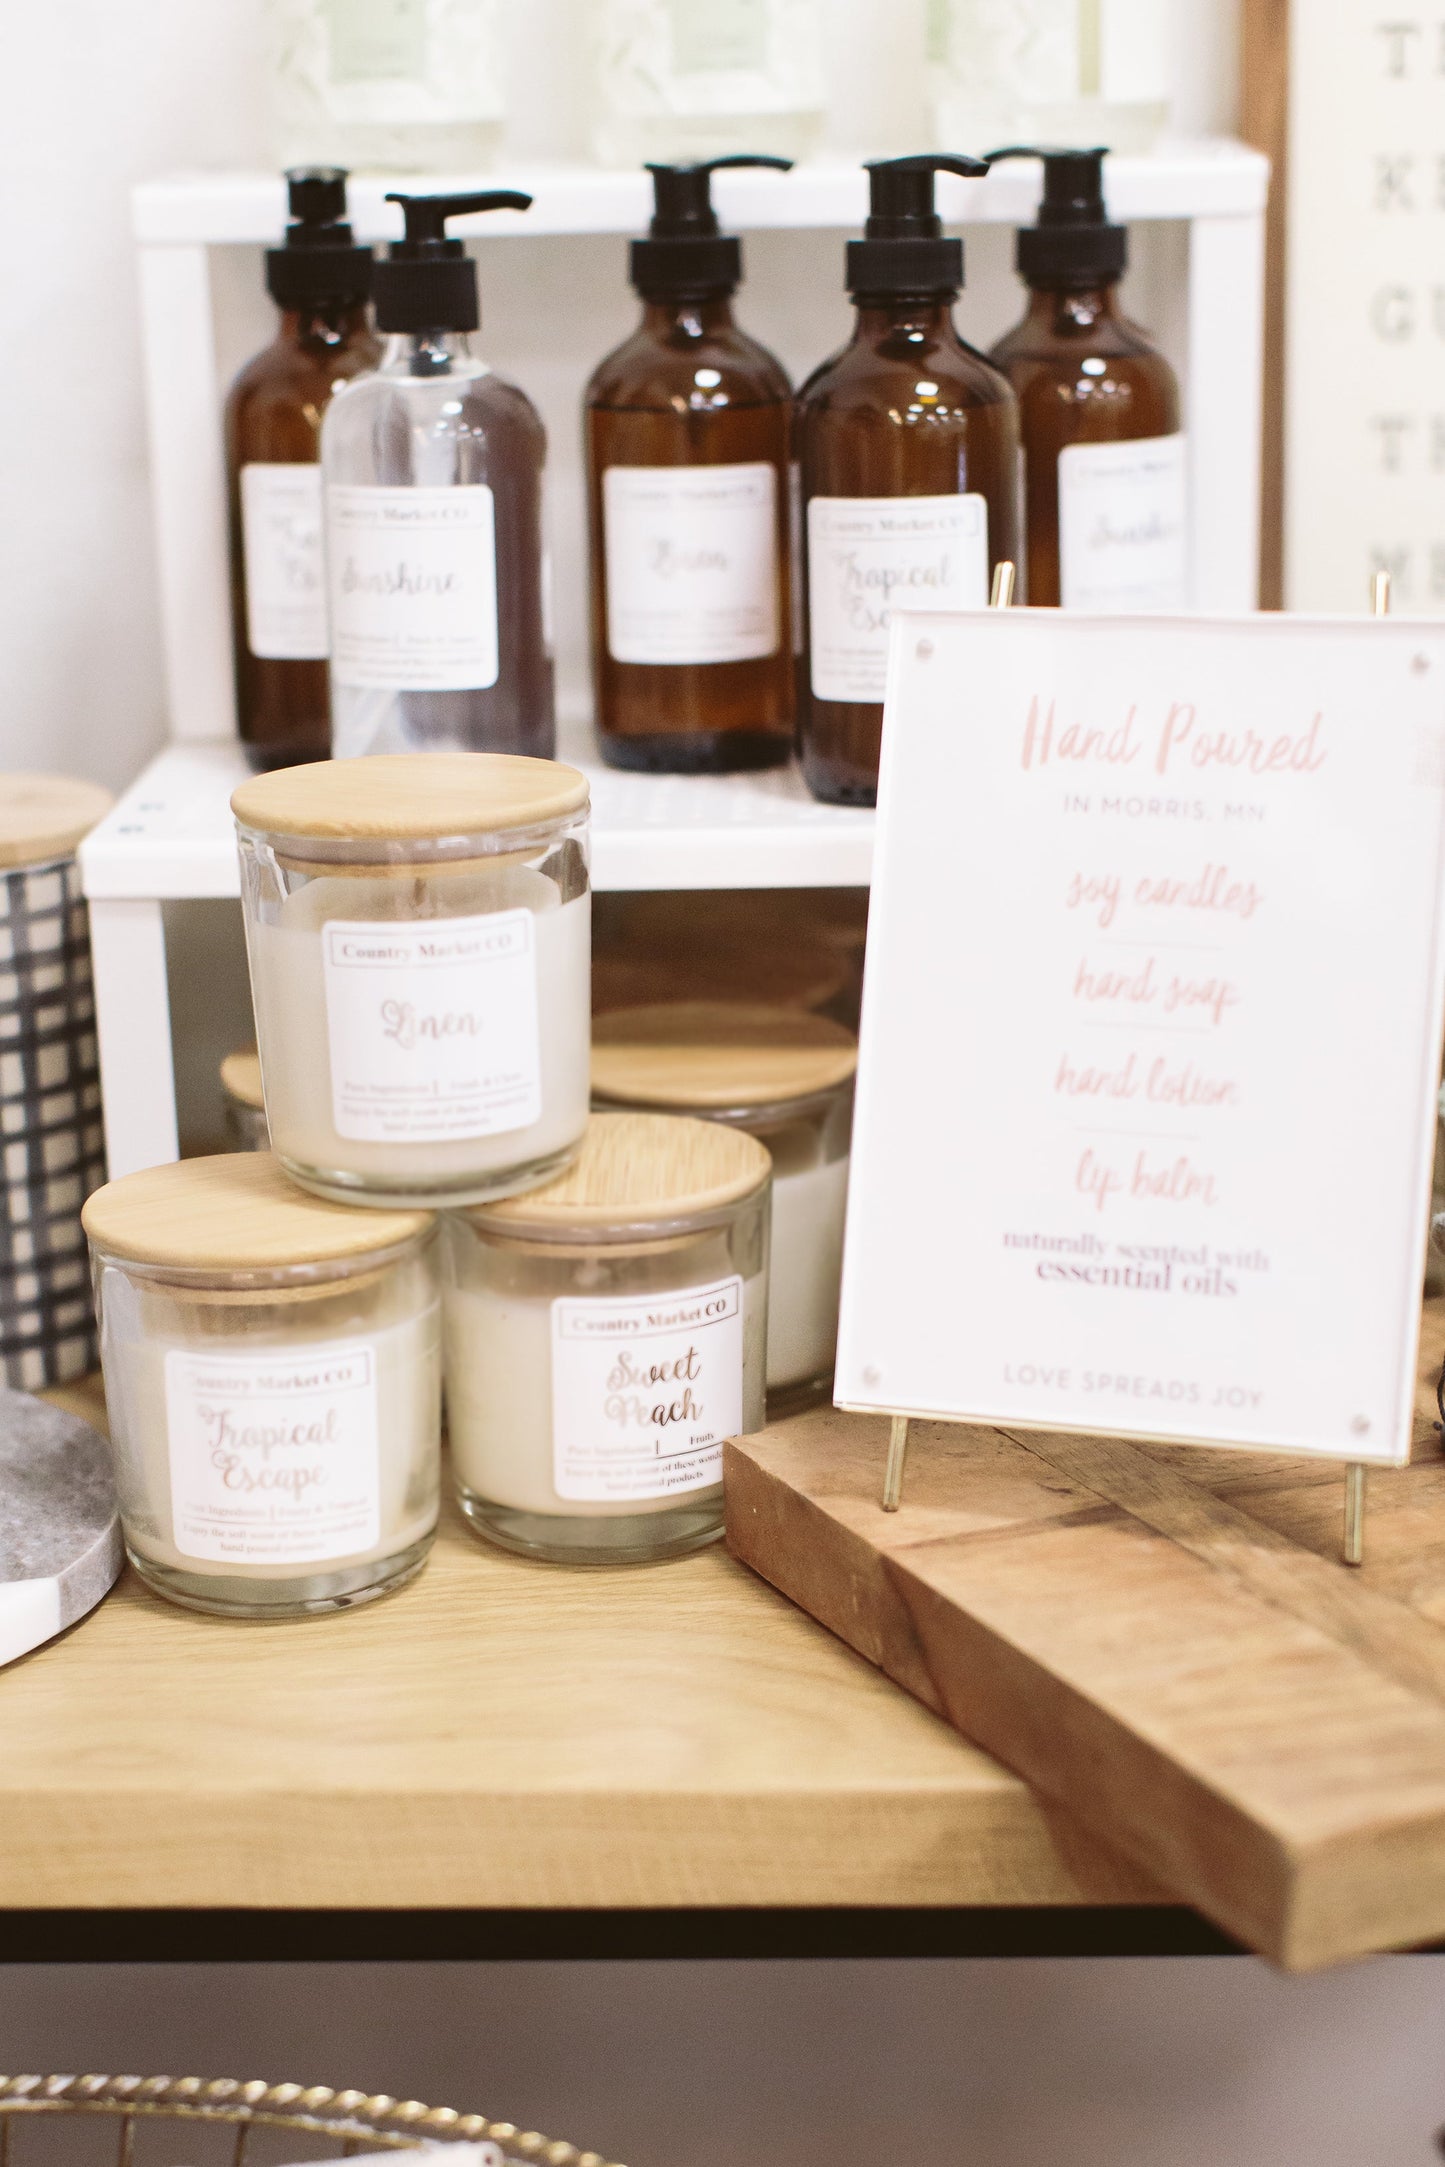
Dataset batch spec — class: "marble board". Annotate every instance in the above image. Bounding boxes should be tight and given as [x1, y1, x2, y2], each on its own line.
[0, 1385, 121, 1666]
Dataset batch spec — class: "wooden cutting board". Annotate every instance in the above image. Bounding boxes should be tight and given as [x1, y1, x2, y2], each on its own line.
[725, 1301, 1445, 1971]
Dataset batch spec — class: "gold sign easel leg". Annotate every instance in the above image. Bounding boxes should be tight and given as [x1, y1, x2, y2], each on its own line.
[878, 561, 1017, 1515]
[882, 1417, 910, 1512]
[1338, 574, 1395, 1565]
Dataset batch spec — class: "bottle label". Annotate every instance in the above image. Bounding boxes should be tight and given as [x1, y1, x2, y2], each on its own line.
[321, 909, 541, 1144]
[327, 484, 499, 692]
[1057, 432, 1188, 611]
[603, 462, 779, 666]
[670, 0, 767, 72]
[165, 1339, 381, 1566]
[324, 0, 427, 83]
[806, 493, 990, 704]
[550, 1275, 744, 1502]
[241, 464, 328, 661]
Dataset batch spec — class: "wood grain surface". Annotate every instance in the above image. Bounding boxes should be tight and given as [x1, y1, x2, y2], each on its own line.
[474, 1111, 770, 1227]
[1241, 0, 1289, 607]
[80, 1152, 433, 1270]
[230, 753, 588, 841]
[2, 1379, 1155, 1913]
[725, 1304, 1445, 1970]
[592, 1004, 858, 1110]
[0, 773, 113, 870]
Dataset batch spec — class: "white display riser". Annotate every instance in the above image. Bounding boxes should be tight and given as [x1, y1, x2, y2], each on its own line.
[136, 144, 1268, 751]
[97, 142, 1268, 1183]
[80, 729, 875, 1178]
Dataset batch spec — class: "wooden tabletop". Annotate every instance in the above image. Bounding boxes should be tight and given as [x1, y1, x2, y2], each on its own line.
[9, 1308, 1442, 1920]
[2, 1377, 1157, 1915]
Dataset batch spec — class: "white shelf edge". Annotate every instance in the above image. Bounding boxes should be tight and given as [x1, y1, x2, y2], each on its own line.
[132, 140, 1269, 246]
[79, 740, 876, 900]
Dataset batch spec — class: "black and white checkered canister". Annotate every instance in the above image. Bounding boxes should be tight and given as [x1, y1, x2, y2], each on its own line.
[1, 850, 106, 1389]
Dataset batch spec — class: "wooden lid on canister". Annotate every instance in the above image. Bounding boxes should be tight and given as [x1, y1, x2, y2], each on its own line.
[231, 753, 588, 843]
[82, 1153, 432, 1273]
[592, 940, 848, 1016]
[0, 774, 114, 871]
[592, 1003, 858, 1111]
[219, 1049, 265, 1110]
[469, 1112, 770, 1232]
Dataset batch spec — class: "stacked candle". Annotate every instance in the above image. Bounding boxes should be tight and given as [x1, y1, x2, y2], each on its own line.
[84, 753, 778, 1611]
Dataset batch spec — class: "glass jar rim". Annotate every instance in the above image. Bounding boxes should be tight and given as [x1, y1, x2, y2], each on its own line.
[592, 1081, 851, 1129]
[235, 809, 586, 873]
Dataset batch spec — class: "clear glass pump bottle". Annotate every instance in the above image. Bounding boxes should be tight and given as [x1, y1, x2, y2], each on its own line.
[988, 147, 1185, 611]
[585, 156, 795, 773]
[796, 154, 1022, 807]
[321, 190, 555, 762]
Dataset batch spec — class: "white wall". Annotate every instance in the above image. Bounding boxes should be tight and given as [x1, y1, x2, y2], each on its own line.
[0, 0, 1238, 795]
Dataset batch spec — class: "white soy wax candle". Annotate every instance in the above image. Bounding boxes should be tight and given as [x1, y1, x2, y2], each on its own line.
[590, 1002, 856, 1401]
[445, 1111, 770, 1564]
[83, 1152, 442, 1618]
[232, 753, 591, 1208]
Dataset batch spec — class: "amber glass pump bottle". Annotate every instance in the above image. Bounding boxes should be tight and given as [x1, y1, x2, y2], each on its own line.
[225, 168, 379, 770]
[988, 147, 1184, 611]
[585, 155, 796, 773]
[796, 154, 1021, 807]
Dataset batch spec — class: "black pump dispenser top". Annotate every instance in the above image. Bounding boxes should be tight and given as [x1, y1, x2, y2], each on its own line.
[265, 167, 373, 310]
[372, 189, 533, 333]
[987, 146, 1126, 289]
[845, 153, 990, 299]
[629, 155, 793, 298]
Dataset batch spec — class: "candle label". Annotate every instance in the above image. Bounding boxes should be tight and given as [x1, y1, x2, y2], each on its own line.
[807, 493, 988, 703]
[1058, 434, 1188, 611]
[322, 909, 541, 1143]
[164, 1340, 381, 1565]
[603, 462, 779, 665]
[327, 484, 498, 692]
[550, 1275, 744, 1500]
[240, 464, 328, 660]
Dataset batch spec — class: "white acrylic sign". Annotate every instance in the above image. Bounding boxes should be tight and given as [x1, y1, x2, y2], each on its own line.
[836, 610, 1445, 1465]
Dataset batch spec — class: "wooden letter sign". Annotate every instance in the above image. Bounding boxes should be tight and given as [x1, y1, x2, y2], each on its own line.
[837, 611, 1445, 1464]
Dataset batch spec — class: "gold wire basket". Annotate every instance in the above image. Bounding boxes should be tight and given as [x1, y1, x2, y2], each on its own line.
[0, 2076, 622, 2167]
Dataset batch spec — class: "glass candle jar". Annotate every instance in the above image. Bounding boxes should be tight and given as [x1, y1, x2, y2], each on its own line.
[592, 1002, 855, 1403]
[220, 1049, 269, 1151]
[82, 1152, 442, 1619]
[233, 754, 591, 1209]
[445, 1109, 770, 1565]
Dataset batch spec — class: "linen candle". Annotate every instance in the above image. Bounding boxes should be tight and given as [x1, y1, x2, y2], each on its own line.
[83, 1153, 441, 1618]
[591, 1002, 856, 1401]
[445, 1111, 770, 1564]
[232, 754, 591, 1208]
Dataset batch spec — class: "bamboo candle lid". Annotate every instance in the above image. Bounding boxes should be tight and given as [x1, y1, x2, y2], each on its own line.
[0, 774, 114, 870]
[470, 1112, 770, 1232]
[82, 1153, 432, 1273]
[592, 1003, 858, 1110]
[592, 940, 847, 1016]
[231, 754, 588, 843]
[219, 1049, 265, 1111]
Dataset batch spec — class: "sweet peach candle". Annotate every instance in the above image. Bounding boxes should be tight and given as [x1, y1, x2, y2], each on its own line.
[445, 1111, 770, 1565]
[591, 1003, 857, 1400]
[232, 754, 591, 1208]
[82, 1153, 442, 1619]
